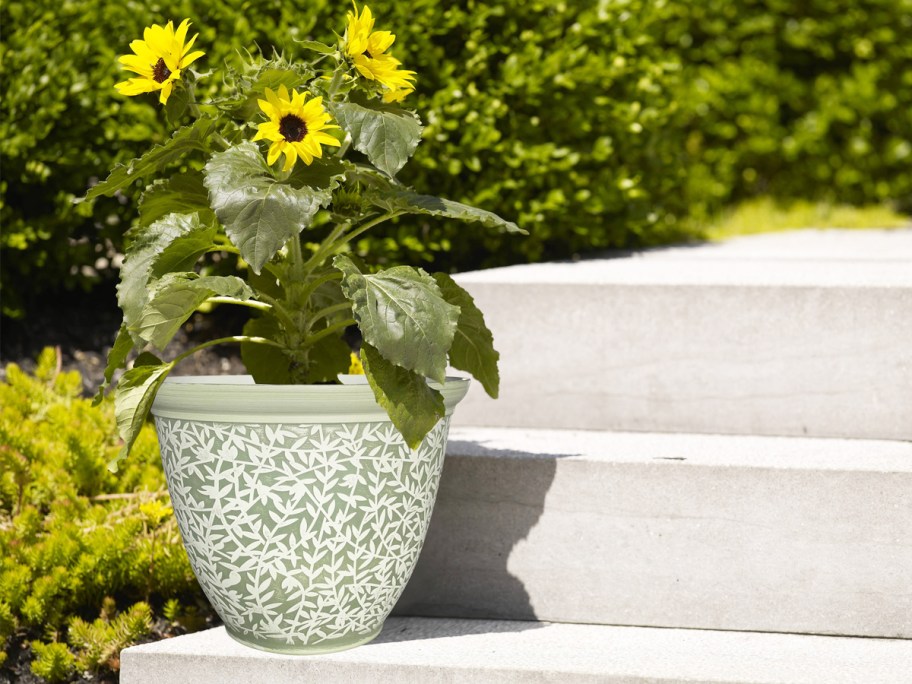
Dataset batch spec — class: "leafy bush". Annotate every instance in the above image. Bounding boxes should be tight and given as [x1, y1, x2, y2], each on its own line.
[3, 0, 910, 319]
[660, 0, 912, 220]
[0, 349, 212, 681]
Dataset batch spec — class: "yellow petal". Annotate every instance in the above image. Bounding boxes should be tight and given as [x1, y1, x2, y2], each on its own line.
[115, 77, 161, 96]
[282, 145, 298, 171]
[159, 80, 173, 104]
[119, 55, 154, 77]
[267, 142, 283, 166]
[181, 32, 199, 57]
[174, 19, 191, 49]
[181, 50, 205, 69]
[277, 84, 290, 102]
[264, 87, 283, 112]
[368, 30, 395, 55]
[257, 98, 277, 119]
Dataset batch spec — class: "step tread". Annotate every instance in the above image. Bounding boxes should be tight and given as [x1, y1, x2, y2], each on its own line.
[447, 426, 912, 472]
[121, 618, 912, 684]
[456, 228, 912, 288]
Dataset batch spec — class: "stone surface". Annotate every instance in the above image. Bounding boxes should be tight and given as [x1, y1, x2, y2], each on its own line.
[121, 618, 912, 684]
[393, 427, 912, 638]
[453, 228, 912, 440]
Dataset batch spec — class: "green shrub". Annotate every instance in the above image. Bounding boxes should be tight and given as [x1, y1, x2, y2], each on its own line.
[660, 0, 912, 218]
[3, 0, 910, 320]
[0, 349, 211, 681]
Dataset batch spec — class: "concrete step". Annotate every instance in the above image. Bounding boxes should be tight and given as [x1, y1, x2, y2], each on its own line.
[120, 617, 912, 684]
[393, 427, 912, 638]
[453, 228, 912, 440]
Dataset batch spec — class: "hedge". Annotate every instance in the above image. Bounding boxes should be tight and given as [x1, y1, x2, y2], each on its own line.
[2, 0, 910, 319]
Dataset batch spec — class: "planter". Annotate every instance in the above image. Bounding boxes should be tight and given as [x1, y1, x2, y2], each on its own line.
[151, 375, 470, 654]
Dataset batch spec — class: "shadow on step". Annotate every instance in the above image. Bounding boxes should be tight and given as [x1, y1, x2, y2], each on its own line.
[392, 437, 573, 638]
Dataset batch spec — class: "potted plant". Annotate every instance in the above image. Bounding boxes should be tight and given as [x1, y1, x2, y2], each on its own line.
[86, 6, 523, 654]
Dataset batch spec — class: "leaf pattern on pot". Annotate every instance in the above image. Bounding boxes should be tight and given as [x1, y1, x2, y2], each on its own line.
[155, 417, 449, 648]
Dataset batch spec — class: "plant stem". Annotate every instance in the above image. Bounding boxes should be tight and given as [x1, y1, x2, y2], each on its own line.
[308, 302, 353, 328]
[301, 222, 350, 275]
[255, 292, 298, 331]
[336, 211, 402, 252]
[299, 271, 343, 304]
[205, 296, 272, 312]
[302, 319, 356, 348]
[172, 335, 283, 365]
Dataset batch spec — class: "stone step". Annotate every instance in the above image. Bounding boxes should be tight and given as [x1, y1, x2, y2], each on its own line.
[452, 228, 912, 440]
[120, 617, 912, 684]
[393, 427, 912, 638]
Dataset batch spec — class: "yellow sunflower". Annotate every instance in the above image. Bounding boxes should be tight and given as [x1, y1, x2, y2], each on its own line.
[344, 4, 416, 96]
[115, 19, 205, 105]
[252, 85, 342, 172]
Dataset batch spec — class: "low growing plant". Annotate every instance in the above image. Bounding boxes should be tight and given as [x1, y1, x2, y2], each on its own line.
[87, 6, 524, 468]
[0, 350, 212, 681]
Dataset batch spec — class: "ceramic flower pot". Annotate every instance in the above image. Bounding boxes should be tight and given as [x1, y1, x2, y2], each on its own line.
[151, 375, 470, 654]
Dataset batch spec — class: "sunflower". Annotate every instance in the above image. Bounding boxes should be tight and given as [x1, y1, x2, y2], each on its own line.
[344, 4, 416, 97]
[115, 19, 205, 105]
[252, 86, 342, 172]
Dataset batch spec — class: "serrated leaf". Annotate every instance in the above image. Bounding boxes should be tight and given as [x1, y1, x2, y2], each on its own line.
[132, 273, 255, 350]
[433, 273, 500, 398]
[204, 142, 332, 273]
[335, 256, 458, 383]
[369, 189, 525, 234]
[164, 84, 191, 125]
[111, 356, 174, 471]
[81, 118, 215, 201]
[287, 156, 347, 191]
[94, 324, 135, 405]
[118, 212, 215, 336]
[305, 331, 352, 383]
[361, 344, 445, 449]
[242, 314, 292, 384]
[139, 171, 211, 227]
[330, 101, 422, 177]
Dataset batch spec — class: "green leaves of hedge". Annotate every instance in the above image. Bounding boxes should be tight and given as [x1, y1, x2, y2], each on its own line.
[331, 102, 422, 177]
[335, 256, 458, 384]
[204, 142, 332, 273]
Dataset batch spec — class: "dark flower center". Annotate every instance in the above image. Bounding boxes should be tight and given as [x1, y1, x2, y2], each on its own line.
[152, 58, 172, 84]
[279, 114, 308, 142]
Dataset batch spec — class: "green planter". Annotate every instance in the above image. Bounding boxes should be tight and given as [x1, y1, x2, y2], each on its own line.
[151, 375, 470, 654]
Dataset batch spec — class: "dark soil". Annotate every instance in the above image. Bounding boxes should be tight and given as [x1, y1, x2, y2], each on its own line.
[1, 284, 247, 396]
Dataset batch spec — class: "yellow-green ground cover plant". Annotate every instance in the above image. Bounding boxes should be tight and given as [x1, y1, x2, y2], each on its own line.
[0, 350, 213, 682]
[89, 7, 522, 468]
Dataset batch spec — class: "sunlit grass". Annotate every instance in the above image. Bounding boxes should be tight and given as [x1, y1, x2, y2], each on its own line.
[701, 198, 909, 241]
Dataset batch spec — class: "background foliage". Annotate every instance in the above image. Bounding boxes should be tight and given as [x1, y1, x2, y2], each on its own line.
[0, 350, 212, 682]
[2, 0, 910, 319]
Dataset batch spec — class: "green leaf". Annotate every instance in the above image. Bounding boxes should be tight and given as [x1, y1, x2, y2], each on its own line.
[286, 156, 347, 191]
[335, 255, 458, 383]
[433, 273, 500, 398]
[131, 274, 255, 350]
[93, 324, 135, 405]
[164, 84, 191, 126]
[241, 314, 292, 384]
[361, 343, 445, 449]
[138, 171, 211, 227]
[203, 142, 332, 273]
[111, 355, 174, 472]
[304, 331, 351, 383]
[296, 40, 337, 54]
[330, 101, 422, 177]
[117, 213, 216, 336]
[369, 189, 525, 234]
[81, 118, 215, 201]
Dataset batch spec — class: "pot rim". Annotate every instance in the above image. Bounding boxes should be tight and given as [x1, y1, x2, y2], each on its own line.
[151, 374, 471, 423]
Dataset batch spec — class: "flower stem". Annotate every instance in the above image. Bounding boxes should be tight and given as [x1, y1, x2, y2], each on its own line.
[205, 296, 271, 312]
[302, 319, 356, 348]
[172, 335, 283, 365]
[308, 302, 353, 329]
